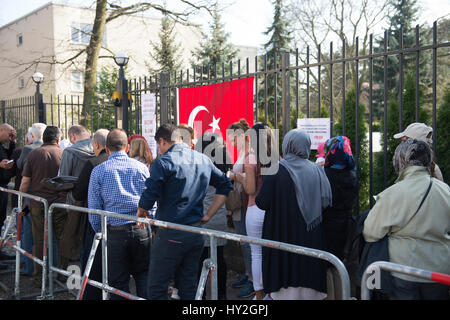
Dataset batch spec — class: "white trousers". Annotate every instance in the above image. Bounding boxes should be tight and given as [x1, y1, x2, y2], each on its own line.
[245, 204, 265, 291]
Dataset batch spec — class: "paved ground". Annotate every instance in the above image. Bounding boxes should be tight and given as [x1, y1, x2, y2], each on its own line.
[0, 205, 252, 301]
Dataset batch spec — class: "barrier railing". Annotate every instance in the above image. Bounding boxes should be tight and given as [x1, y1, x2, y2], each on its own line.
[361, 261, 450, 300]
[48, 202, 352, 300]
[0, 186, 50, 300]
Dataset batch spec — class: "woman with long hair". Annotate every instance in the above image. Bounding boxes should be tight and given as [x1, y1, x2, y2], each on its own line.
[227, 119, 255, 298]
[232, 122, 275, 300]
[128, 135, 153, 168]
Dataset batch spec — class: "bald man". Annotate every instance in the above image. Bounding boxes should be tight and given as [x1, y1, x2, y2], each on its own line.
[0, 123, 17, 263]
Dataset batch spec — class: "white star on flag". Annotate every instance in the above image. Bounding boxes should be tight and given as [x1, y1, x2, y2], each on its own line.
[209, 116, 221, 133]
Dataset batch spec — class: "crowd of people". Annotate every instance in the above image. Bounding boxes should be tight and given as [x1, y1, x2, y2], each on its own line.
[0, 119, 448, 300]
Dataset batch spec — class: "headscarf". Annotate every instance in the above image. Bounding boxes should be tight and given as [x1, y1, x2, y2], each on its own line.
[279, 129, 333, 231]
[393, 138, 431, 175]
[316, 141, 326, 159]
[324, 136, 355, 170]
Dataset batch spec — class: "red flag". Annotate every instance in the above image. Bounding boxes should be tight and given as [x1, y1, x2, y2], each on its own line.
[178, 77, 254, 162]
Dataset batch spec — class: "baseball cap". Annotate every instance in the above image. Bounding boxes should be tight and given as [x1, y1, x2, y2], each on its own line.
[393, 123, 433, 143]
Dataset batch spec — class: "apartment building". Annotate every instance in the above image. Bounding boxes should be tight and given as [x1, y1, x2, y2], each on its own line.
[0, 2, 257, 100]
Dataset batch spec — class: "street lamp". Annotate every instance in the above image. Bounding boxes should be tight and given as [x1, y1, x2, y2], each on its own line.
[31, 72, 46, 123]
[32, 72, 44, 84]
[114, 52, 129, 134]
[113, 52, 129, 67]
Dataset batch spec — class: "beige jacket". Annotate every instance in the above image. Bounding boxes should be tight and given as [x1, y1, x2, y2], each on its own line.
[363, 166, 450, 282]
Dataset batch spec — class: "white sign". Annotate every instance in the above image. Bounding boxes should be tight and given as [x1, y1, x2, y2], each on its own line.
[297, 118, 331, 150]
[142, 114, 157, 137]
[142, 93, 156, 114]
[141, 93, 157, 156]
[146, 136, 158, 159]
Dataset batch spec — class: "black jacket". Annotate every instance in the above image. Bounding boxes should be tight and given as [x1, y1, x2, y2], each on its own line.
[322, 167, 358, 260]
[72, 150, 109, 202]
[324, 167, 358, 212]
[0, 142, 16, 186]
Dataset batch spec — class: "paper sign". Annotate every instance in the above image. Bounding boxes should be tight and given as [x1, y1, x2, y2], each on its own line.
[142, 114, 157, 137]
[146, 136, 158, 159]
[141, 93, 157, 156]
[142, 93, 156, 114]
[297, 118, 330, 150]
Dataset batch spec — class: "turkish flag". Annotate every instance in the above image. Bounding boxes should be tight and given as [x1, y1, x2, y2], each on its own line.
[178, 77, 254, 162]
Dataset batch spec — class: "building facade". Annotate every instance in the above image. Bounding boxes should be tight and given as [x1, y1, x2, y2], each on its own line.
[0, 2, 257, 101]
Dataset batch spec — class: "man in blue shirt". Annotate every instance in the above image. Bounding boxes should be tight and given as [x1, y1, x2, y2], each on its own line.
[88, 129, 151, 299]
[137, 124, 232, 300]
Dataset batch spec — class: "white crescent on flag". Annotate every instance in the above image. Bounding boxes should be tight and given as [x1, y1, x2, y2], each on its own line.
[188, 105, 209, 129]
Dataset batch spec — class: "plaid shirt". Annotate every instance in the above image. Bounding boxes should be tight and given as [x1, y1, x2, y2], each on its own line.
[88, 152, 153, 233]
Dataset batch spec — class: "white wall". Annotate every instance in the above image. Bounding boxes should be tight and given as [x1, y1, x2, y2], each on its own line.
[0, 4, 56, 100]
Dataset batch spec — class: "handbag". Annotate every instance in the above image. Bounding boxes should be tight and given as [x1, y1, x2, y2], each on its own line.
[41, 175, 78, 192]
[225, 181, 242, 212]
[355, 178, 433, 297]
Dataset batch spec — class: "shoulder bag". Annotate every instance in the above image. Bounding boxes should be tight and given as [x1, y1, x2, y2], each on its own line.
[355, 178, 433, 297]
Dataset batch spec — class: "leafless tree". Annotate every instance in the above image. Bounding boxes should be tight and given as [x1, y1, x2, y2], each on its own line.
[1, 0, 213, 121]
[286, 0, 391, 115]
[81, 0, 213, 119]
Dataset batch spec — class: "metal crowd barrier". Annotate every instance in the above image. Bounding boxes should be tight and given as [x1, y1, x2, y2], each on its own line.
[361, 261, 450, 300]
[48, 203, 351, 300]
[0, 186, 50, 300]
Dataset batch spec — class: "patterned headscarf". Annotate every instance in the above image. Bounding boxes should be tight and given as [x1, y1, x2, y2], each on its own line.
[393, 138, 431, 175]
[324, 136, 355, 170]
[316, 141, 326, 158]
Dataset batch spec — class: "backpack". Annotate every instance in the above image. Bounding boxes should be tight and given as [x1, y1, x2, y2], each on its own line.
[341, 210, 391, 300]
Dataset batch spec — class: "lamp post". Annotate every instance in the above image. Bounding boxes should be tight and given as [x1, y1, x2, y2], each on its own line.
[114, 52, 129, 134]
[32, 72, 46, 123]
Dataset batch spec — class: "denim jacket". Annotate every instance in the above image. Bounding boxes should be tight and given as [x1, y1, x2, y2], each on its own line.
[138, 143, 232, 226]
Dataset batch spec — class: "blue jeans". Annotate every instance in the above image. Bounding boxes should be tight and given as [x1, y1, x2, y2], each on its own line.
[18, 213, 34, 275]
[147, 227, 204, 300]
[233, 206, 252, 275]
[107, 224, 151, 300]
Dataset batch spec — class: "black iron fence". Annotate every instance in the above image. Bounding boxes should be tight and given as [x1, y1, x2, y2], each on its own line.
[1, 20, 449, 213]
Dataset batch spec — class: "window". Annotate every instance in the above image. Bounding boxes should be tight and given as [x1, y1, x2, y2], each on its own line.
[70, 23, 107, 46]
[71, 71, 83, 92]
[17, 34, 23, 46]
[18, 78, 24, 89]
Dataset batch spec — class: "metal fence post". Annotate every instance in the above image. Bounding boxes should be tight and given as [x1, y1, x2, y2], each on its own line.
[160, 72, 169, 125]
[281, 51, 291, 137]
[48, 205, 55, 298]
[116, 67, 129, 134]
[35, 84, 46, 124]
[101, 215, 109, 300]
[1, 100, 5, 123]
[210, 236, 218, 300]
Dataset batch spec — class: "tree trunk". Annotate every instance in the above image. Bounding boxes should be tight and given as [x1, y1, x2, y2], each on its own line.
[82, 0, 108, 126]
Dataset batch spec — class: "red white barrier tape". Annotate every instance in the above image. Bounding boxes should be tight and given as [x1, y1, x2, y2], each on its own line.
[430, 272, 450, 286]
